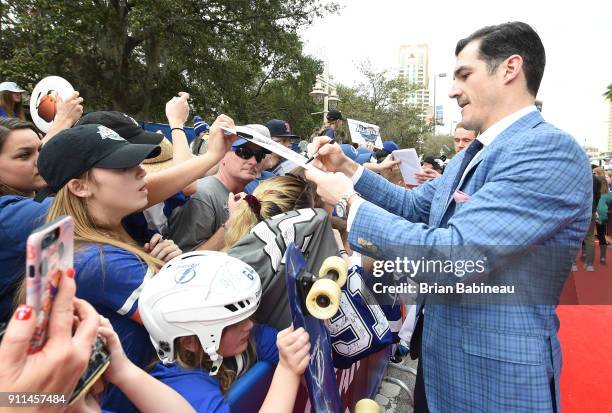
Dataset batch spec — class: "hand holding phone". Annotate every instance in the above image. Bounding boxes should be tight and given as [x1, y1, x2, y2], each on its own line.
[0, 271, 100, 405]
[24, 216, 110, 405]
[26, 216, 74, 352]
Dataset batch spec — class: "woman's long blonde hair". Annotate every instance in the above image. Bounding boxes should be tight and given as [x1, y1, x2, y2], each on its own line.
[224, 175, 314, 249]
[46, 171, 163, 269]
[0, 91, 25, 120]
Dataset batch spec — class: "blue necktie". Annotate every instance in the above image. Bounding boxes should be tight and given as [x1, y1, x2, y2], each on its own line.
[449, 139, 483, 196]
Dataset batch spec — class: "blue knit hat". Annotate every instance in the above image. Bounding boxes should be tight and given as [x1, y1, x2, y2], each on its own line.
[193, 116, 209, 136]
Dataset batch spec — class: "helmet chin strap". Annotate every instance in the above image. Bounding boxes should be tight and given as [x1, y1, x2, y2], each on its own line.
[206, 346, 223, 376]
[234, 353, 245, 377]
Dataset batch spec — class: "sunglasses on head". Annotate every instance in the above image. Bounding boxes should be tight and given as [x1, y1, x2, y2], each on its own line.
[232, 145, 267, 163]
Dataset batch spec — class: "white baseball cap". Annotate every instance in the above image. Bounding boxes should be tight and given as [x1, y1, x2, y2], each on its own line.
[0, 81, 25, 93]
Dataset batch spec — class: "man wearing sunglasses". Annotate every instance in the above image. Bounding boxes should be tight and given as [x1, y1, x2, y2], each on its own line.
[166, 135, 269, 252]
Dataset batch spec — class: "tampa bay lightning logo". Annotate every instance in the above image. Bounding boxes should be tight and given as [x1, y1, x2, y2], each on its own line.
[356, 124, 379, 142]
[97, 125, 125, 142]
[175, 266, 197, 284]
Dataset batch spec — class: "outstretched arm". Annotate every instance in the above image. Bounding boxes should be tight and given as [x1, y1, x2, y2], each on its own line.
[97, 317, 195, 413]
[143, 114, 236, 206]
[259, 327, 310, 413]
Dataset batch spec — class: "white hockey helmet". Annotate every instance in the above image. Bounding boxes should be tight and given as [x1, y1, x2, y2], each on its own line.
[138, 251, 261, 375]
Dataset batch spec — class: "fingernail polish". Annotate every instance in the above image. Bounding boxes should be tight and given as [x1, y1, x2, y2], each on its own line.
[66, 268, 75, 278]
[15, 304, 33, 320]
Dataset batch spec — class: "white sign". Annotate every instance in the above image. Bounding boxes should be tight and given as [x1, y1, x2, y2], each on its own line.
[392, 148, 422, 186]
[221, 126, 315, 170]
[29, 76, 75, 133]
[347, 118, 383, 148]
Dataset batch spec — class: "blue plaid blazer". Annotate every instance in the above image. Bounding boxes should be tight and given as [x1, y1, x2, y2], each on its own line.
[349, 111, 592, 412]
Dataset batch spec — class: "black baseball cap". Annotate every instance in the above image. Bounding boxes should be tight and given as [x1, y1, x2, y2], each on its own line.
[36, 124, 160, 199]
[76, 111, 164, 145]
[265, 119, 299, 139]
[326, 110, 344, 121]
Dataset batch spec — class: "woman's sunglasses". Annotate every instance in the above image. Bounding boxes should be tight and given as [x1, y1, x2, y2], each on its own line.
[232, 146, 267, 163]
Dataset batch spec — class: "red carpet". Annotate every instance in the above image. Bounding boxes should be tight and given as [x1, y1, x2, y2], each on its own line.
[558, 246, 612, 412]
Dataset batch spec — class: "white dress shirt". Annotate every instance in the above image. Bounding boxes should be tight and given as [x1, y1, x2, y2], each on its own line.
[346, 105, 538, 232]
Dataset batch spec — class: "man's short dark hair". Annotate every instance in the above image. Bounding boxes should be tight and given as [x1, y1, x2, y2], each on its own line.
[455, 22, 546, 97]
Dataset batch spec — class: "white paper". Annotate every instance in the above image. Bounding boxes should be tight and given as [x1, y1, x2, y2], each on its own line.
[221, 126, 315, 170]
[392, 148, 422, 186]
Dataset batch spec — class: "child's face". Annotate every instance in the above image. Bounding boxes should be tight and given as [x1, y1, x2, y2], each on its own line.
[218, 319, 254, 357]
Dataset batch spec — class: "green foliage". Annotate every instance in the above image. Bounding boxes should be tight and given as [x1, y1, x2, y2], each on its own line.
[0, 0, 337, 137]
[604, 83, 612, 102]
[334, 60, 428, 149]
[421, 133, 455, 158]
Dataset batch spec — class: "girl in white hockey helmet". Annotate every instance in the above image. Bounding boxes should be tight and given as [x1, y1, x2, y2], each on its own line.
[139, 251, 310, 413]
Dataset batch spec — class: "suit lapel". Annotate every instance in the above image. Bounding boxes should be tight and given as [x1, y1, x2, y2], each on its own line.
[433, 110, 545, 226]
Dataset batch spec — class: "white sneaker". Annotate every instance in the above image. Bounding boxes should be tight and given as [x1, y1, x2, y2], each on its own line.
[571, 264, 578, 272]
[585, 264, 595, 272]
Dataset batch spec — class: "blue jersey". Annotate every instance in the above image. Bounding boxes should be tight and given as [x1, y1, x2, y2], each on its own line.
[329, 265, 395, 369]
[0, 191, 180, 323]
[75, 244, 155, 413]
[0, 196, 53, 323]
[150, 324, 278, 413]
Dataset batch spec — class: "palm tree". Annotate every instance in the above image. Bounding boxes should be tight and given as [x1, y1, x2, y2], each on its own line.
[604, 83, 612, 102]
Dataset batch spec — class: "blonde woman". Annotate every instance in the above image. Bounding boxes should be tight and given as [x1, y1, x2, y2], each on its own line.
[224, 175, 314, 248]
[39, 124, 184, 413]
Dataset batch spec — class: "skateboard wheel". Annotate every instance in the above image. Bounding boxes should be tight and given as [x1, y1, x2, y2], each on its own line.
[355, 398, 380, 413]
[319, 255, 348, 288]
[306, 278, 341, 319]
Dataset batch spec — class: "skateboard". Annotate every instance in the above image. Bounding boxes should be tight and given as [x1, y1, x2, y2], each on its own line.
[285, 243, 381, 413]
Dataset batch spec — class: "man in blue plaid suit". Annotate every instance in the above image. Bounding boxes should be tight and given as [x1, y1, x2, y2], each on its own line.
[306, 22, 592, 412]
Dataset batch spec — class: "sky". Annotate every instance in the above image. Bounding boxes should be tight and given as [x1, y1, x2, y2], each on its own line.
[300, 0, 612, 151]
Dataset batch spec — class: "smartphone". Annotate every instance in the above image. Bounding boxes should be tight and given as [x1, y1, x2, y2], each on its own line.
[68, 337, 110, 405]
[26, 215, 74, 352]
[25, 216, 110, 405]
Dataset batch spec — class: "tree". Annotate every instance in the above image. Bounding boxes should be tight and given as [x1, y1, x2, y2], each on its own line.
[334, 61, 428, 149]
[0, 0, 337, 136]
[604, 83, 612, 102]
[421, 133, 455, 158]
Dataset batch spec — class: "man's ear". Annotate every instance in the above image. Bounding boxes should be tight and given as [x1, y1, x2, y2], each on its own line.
[66, 178, 92, 198]
[500, 54, 523, 85]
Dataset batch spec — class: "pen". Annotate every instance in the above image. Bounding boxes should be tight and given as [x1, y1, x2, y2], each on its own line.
[305, 139, 335, 164]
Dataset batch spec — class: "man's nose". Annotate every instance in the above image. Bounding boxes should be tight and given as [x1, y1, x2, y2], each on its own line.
[449, 83, 461, 99]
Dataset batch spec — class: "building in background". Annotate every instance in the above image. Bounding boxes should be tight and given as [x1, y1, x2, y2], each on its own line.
[398, 44, 429, 110]
[584, 145, 600, 159]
